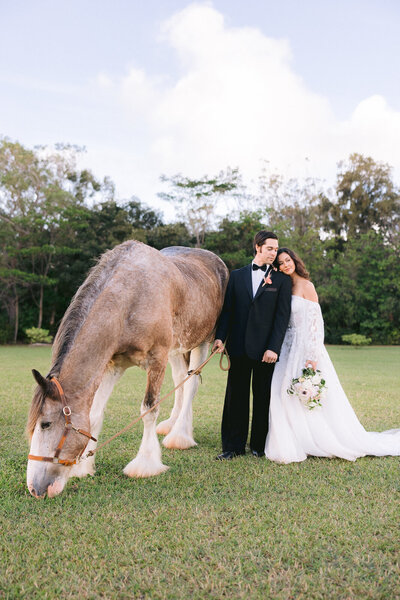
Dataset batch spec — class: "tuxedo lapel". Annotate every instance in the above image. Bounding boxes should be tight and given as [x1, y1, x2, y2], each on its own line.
[243, 264, 253, 300]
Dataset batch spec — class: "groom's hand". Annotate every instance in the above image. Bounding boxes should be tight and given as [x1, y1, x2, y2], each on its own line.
[212, 339, 224, 353]
[262, 350, 278, 363]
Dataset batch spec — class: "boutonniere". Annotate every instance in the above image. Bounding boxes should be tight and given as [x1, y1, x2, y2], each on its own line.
[262, 266, 277, 287]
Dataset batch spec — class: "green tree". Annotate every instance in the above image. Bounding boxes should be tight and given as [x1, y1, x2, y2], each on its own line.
[255, 172, 330, 283]
[317, 231, 400, 343]
[0, 140, 111, 339]
[324, 153, 400, 240]
[146, 222, 193, 250]
[159, 168, 241, 247]
[0, 139, 60, 333]
[204, 211, 266, 270]
[122, 197, 163, 230]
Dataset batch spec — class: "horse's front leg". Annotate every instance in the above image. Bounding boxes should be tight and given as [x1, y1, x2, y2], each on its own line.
[70, 365, 124, 478]
[163, 342, 210, 449]
[124, 357, 169, 478]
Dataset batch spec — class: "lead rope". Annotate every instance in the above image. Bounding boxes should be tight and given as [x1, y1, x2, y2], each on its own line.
[84, 346, 230, 460]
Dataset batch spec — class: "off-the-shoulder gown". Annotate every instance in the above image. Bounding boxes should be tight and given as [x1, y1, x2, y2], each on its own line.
[265, 295, 400, 463]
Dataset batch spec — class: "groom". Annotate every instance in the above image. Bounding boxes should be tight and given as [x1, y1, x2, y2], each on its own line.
[213, 230, 292, 459]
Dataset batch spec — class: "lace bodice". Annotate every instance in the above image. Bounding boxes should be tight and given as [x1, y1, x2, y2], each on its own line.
[281, 295, 324, 362]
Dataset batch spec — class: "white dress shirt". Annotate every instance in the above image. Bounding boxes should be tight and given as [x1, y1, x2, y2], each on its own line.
[251, 262, 270, 297]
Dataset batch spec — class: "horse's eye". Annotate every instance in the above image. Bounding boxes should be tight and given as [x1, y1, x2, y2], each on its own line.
[41, 421, 51, 430]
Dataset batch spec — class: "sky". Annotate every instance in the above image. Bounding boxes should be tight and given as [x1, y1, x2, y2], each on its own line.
[1, 0, 399, 220]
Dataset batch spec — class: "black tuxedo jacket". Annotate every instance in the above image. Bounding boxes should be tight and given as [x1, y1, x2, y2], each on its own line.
[215, 264, 292, 361]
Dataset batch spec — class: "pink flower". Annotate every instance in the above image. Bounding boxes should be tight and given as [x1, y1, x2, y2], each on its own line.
[262, 275, 272, 286]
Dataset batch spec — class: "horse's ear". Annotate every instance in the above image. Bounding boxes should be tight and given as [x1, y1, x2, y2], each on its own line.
[32, 369, 58, 400]
[32, 369, 47, 387]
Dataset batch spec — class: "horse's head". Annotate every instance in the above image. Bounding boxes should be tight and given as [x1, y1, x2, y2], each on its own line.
[27, 370, 93, 499]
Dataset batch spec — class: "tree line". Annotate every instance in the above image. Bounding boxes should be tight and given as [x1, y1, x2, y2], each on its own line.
[1, 138, 399, 344]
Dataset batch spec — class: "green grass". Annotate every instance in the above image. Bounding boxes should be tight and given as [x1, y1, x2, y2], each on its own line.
[0, 345, 399, 599]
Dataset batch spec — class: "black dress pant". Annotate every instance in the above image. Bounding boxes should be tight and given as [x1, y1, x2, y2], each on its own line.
[221, 355, 275, 454]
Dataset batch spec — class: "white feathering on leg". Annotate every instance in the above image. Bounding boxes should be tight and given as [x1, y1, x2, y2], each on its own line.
[124, 409, 169, 478]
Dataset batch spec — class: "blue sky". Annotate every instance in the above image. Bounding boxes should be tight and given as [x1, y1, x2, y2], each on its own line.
[1, 1, 399, 218]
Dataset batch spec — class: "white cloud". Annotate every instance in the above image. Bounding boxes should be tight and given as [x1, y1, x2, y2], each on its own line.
[96, 72, 114, 89]
[341, 95, 400, 164]
[91, 2, 400, 217]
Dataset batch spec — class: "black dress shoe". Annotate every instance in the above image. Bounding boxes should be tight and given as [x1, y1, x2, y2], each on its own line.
[251, 449, 265, 458]
[215, 450, 245, 461]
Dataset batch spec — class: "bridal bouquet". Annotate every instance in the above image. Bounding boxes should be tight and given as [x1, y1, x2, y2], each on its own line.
[287, 367, 326, 410]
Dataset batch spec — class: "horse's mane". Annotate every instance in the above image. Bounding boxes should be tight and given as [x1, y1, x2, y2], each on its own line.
[26, 386, 47, 438]
[27, 240, 139, 437]
[50, 241, 138, 376]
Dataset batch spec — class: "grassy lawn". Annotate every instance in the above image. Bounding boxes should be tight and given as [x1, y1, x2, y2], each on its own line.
[0, 345, 399, 599]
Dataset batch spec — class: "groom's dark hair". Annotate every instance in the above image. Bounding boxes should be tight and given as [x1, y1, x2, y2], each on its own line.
[253, 230, 278, 255]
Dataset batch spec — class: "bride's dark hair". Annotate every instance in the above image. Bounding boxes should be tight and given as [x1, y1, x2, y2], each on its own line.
[275, 247, 310, 280]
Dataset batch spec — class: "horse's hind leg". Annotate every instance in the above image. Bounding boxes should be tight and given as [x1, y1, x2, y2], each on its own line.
[70, 365, 124, 478]
[124, 358, 169, 478]
[156, 353, 189, 436]
[163, 342, 210, 450]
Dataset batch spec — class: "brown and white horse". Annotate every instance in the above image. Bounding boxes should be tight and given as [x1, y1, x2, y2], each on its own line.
[26, 241, 228, 498]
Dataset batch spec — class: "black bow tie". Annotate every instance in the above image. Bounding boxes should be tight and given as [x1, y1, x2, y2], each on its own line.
[252, 263, 268, 271]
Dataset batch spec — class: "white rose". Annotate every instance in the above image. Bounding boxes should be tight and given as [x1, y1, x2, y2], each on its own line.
[302, 380, 314, 391]
[293, 382, 304, 395]
[300, 388, 312, 401]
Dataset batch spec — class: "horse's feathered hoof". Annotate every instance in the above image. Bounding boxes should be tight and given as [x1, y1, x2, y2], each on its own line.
[123, 457, 169, 478]
[156, 418, 174, 436]
[162, 431, 197, 449]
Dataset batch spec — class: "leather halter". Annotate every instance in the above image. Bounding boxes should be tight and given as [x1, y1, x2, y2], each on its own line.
[28, 377, 97, 467]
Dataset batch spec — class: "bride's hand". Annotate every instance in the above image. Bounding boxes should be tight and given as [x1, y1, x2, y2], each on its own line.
[305, 360, 317, 370]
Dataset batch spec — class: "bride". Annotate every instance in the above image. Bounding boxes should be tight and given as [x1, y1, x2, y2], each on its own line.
[265, 247, 400, 463]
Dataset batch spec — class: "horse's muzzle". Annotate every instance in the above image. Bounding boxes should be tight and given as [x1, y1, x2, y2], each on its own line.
[28, 482, 47, 499]
[27, 464, 66, 499]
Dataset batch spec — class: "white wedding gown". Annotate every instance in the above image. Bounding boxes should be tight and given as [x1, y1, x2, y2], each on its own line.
[265, 295, 400, 463]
